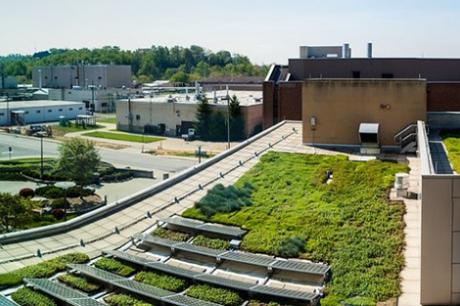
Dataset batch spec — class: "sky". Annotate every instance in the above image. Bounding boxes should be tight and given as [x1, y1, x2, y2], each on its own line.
[1, 0, 460, 64]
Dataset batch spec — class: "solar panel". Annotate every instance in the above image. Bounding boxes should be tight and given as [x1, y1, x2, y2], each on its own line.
[164, 294, 223, 306]
[162, 216, 202, 229]
[174, 242, 223, 257]
[194, 274, 256, 291]
[0, 295, 19, 306]
[23, 278, 106, 306]
[219, 251, 275, 267]
[68, 264, 125, 282]
[103, 250, 157, 265]
[162, 216, 246, 239]
[141, 235, 177, 249]
[250, 285, 319, 302]
[271, 259, 330, 276]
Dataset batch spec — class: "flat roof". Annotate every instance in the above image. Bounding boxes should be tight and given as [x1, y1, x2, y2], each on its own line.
[0, 100, 85, 110]
[124, 90, 262, 106]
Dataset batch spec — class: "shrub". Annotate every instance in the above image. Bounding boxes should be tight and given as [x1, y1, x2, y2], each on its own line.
[94, 257, 136, 277]
[186, 284, 243, 306]
[51, 208, 66, 220]
[66, 186, 94, 198]
[19, 188, 35, 198]
[152, 227, 190, 242]
[134, 271, 188, 292]
[277, 237, 305, 258]
[192, 235, 230, 250]
[195, 183, 253, 217]
[35, 186, 65, 199]
[51, 198, 68, 209]
[104, 293, 152, 306]
[0, 252, 89, 288]
[11, 287, 57, 306]
[58, 273, 101, 293]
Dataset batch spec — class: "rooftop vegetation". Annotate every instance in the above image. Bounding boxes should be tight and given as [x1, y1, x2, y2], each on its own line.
[186, 284, 243, 306]
[152, 227, 190, 242]
[104, 293, 153, 306]
[134, 271, 189, 292]
[192, 235, 230, 250]
[183, 152, 408, 305]
[93, 257, 136, 277]
[11, 287, 56, 306]
[441, 129, 460, 172]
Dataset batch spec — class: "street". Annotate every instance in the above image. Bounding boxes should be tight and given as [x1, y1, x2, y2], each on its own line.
[0, 133, 197, 173]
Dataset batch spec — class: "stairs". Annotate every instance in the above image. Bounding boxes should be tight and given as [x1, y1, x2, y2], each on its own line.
[395, 123, 418, 154]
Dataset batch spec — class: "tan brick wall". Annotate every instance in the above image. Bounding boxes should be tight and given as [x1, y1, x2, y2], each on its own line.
[302, 79, 427, 146]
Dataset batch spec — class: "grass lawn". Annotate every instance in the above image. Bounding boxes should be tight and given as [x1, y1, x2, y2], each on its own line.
[96, 117, 117, 124]
[183, 152, 408, 305]
[441, 130, 460, 172]
[52, 124, 104, 137]
[82, 131, 164, 143]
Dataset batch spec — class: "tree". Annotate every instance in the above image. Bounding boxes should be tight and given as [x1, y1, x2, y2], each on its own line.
[0, 193, 31, 233]
[57, 138, 100, 187]
[195, 97, 212, 139]
[229, 95, 245, 141]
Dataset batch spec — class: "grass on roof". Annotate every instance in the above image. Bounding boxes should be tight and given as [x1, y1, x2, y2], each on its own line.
[82, 131, 164, 143]
[183, 151, 408, 305]
[441, 129, 460, 173]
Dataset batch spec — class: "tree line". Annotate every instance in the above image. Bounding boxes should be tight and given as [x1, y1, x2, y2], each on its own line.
[0, 45, 269, 84]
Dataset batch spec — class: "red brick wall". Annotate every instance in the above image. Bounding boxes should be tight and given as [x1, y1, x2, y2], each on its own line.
[242, 104, 263, 137]
[263, 81, 275, 128]
[427, 83, 460, 111]
[278, 82, 303, 121]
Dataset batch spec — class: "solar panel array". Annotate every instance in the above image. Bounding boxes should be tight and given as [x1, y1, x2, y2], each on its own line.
[23, 279, 105, 306]
[271, 259, 330, 275]
[163, 294, 223, 306]
[0, 295, 19, 306]
[161, 216, 247, 239]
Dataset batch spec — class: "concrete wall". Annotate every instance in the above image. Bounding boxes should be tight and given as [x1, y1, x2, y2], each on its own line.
[427, 83, 460, 111]
[302, 79, 427, 146]
[421, 175, 460, 305]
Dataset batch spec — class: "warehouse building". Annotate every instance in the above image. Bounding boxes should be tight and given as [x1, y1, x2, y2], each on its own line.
[0, 100, 86, 126]
[116, 90, 263, 138]
[32, 64, 132, 89]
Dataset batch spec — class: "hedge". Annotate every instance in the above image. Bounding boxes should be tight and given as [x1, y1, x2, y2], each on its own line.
[104, 293, 153, 306]
[94, 257, 136, 277]
[35, 186, 66, 199]
[134, 271, 188, 292]
[152, 227, 190, 242]
[186, 284, 243, 306]
[192, 235, 230, 250]
[58, 273, 101, 293]
[0, 253, 89, 288]
[11, 287, 57, 306]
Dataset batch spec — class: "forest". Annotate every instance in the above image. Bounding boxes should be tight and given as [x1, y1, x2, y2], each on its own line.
[0, 45, 269, 84]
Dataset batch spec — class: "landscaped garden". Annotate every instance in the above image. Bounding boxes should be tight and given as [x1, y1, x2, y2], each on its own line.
[441, 129, 460, 172]
[82, 131, 164, 143]
[183, 151, 408, 305]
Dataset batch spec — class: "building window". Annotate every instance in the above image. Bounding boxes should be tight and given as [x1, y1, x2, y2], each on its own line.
[352, 71, 361, 78]
[54, 76, 58, 80]
[69, 108, 73, 111]
[48, 109, 52, 113]
[0, 113, 4, 116]
[98, 76, 102, 80]
[36, 110, 41, 114]
[382, 73, 394, 79]
[25, 111, 29, 114]
[78, 107, 82, 110]
[59, 109, 63, 112]
[136, 114, 141, 120]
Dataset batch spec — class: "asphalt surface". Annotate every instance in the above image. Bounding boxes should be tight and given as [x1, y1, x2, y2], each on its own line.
[0, 133, 197, 173]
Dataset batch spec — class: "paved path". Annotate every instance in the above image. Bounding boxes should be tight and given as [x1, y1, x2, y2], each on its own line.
[0, 121, 302, 272]
[397, 157, 422, 306]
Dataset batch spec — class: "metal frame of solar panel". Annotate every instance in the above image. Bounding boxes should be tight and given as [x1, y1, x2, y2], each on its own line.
[23, 278, 105, 306]
[271, 259, 330, 276]
[0, 295, 19, 306]
[251, 285, 319, 302]
[163, 294, 223, 306]
[219, 251, 275, 267]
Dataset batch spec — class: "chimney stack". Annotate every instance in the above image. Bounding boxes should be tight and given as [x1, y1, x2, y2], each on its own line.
[367, 42, 373, 58]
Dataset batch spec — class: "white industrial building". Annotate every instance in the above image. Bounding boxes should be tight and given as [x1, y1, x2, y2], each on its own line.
[0, 100, 86, 126]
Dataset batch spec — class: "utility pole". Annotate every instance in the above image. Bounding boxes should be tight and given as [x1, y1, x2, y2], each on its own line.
[226, 85, 230, 150]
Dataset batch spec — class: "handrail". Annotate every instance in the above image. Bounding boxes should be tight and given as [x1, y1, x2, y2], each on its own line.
[400, 132, 417, 148]
[394, 123, 417, 144]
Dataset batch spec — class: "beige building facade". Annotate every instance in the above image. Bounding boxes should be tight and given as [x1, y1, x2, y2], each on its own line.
[302, 79, 427, 147]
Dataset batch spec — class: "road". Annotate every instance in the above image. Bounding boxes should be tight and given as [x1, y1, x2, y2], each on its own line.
[0, 133, 197, 173]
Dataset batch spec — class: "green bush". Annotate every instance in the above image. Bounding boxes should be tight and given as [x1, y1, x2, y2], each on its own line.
[94, 257, 136, 277]
[66, 186, 94, 198]
[134, 271, 188, 292]
[51, 198, 69, 209]
[35, 186, 65, 199]
[277, 237, 305, 258]
[11, 287, 57, 306]
[0, 253, 89, 288]
[192, 235, 230, 250]
[152, 227, 190, 242]
[104, 293, 152, 306]
[248, 301, 285, 306]
[194, 183, 253, 217]
[183, 152, 408, 304]
[58, 273, 101, 293]
[186, 284, 243, 306]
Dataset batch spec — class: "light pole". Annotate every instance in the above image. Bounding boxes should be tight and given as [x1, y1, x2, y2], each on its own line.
[36, 131, 47, 180]
[226, 85, 230, 150]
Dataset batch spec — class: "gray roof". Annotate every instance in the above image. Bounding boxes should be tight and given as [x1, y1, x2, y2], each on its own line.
[161, 216, 247, 239]
[0, 100, 85, 110]
[24, 278, 105, 306]
[359, 123, 379, 134]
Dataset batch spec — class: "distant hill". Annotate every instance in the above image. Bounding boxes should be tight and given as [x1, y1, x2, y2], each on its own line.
[0, 45, 269, 84]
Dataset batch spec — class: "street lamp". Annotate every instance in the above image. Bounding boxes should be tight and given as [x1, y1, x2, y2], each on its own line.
[36, 131, 47, 180]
